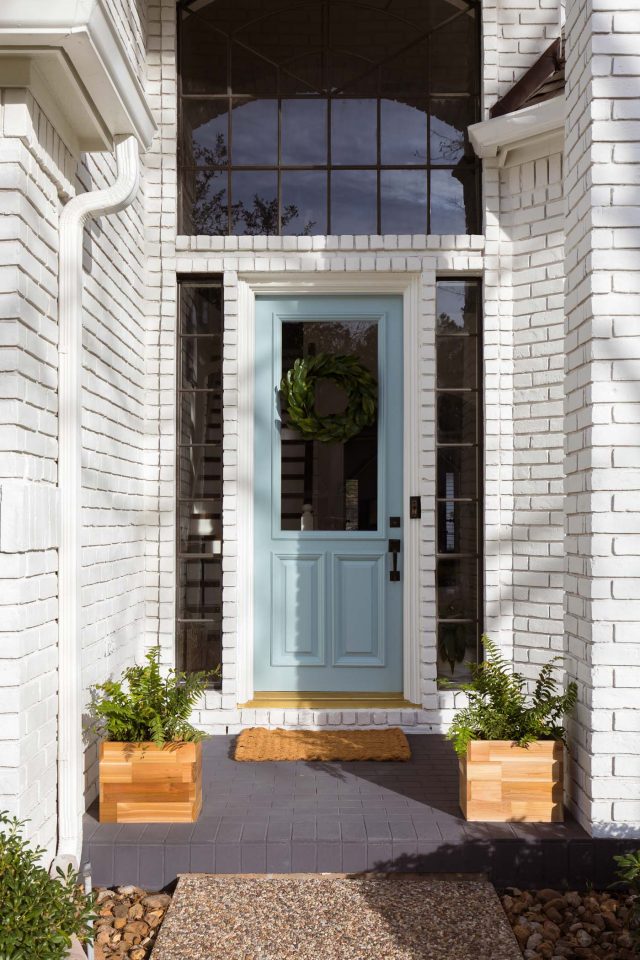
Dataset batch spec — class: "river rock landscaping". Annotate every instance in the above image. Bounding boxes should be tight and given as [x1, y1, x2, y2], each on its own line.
[93, 887, 172, 960]
[500, 887, 637, 960]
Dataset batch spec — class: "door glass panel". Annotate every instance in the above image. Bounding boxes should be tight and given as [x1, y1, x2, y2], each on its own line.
[280, 319, 378, 531]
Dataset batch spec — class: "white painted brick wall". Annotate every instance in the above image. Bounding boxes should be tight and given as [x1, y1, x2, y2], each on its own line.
[0, 91, 69, 861]
[78, 144, 147, 804]
[501, 153, 566, 681]
[0, 0, 148, 851]
[495, 0, 563, 103]
[564, 0, 640, 837]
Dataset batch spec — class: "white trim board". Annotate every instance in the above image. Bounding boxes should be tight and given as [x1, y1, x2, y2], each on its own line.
[236, 273, 422, 706]
[469, 97, 564, 167]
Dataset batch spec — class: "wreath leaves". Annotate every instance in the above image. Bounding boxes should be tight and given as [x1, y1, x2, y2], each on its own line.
[280, 353, 378, 443]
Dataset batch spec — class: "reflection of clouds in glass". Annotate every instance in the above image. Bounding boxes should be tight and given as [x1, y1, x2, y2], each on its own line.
[331, 100, 376, 164]
[430, 170, 465, 234]
[331, 170, 377, 234]
[185, 102, 228, 165]
[281, 171, 326, 235]
[232, 99, 277, 164]
[381, 100, 427, 165]
[381, 170, 426, 234]
[282, 99, 327, 164]
[436, 281, 469, 331]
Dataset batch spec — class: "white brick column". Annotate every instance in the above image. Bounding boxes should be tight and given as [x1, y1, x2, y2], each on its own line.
[564, 0, 640, 836]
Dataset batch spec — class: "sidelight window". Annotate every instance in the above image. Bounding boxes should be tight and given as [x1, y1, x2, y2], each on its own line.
[176, 280, 223, 680]
[436, 279, 483, 682]
[178, 0, 481, 236]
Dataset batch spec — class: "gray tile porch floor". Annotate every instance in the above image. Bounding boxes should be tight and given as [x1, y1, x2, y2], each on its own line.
[83, 735, 635, 890]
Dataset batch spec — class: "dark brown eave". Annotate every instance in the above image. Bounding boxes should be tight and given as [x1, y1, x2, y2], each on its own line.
[490, 36, 564, 119]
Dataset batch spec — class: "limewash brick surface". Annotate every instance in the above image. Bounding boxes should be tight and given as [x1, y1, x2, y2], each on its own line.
[0, 17, 147, 857]
[564, 0, 640, 837]
[0, 92, 68, 861]
[501, 153, 566, 681]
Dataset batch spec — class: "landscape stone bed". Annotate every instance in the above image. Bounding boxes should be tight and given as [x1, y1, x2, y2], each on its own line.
[500, 887, 637, 960]
[91, 881, 638, 960]
[93, 888, 172, 960]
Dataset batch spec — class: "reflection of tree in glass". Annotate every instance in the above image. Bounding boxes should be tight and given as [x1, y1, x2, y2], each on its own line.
[437, 311, 463, 333]
[192, 138, 315, 235]
[434, 129, 465, 163]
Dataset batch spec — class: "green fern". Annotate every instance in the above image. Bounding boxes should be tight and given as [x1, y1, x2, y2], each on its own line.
[88, 648, 219, 746]
[445, 636, 578, 757]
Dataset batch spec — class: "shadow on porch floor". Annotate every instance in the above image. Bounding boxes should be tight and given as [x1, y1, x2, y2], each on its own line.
[83, 735, 625, 890]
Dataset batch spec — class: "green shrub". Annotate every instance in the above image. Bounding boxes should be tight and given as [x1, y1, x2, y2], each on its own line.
[88, 647, 218, 746]
[0, 812, 95, 960]
[614, 851, 640, 951]
[446, 636, 578, 757]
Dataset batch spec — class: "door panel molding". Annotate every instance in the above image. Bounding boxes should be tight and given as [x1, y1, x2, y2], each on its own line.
[236, 273, 422, 705]
[332, 554, 385, 667]
[271, 553, 326, 666]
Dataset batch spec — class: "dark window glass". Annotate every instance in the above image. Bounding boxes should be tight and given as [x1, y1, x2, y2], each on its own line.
[437, 281, 479, 334]
[187, 169, 228, 236]
[281, 171, 327, 235]
[231, 170, 278, 235]
[436, 337, 477, 389]
[430, 12, 478, 94]
[430, 167, 479, 235]
[331, 170, 377, 235]
[281, 319, 378, 531]
[180, 19, 227, 95]
[282, 99, 327, 165]
[179, 0, 481, 235]
[380, 100, 427, 166]
[436, 279, 482, 683]
[180, 285, 222, 334]
[431, 99, 475, 164]
[177, 282, 224, 683]
[437, 393, 476, 444]
[437, 446, 477, 500]
[381, 170, 427, 235]
[231, 99, 278, 165]
[181, 100, 228, 168]
[331, 100, 377, 165]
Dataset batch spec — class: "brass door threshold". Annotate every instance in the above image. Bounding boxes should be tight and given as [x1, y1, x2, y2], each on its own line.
[239, 692, 420, 710]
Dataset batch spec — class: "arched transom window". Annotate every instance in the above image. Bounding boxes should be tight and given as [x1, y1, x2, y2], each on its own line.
[178, 0, 480, 236]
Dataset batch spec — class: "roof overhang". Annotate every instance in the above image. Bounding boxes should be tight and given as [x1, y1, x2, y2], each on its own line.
[0, 1, 156, 153]
[469, 96, 564, 167]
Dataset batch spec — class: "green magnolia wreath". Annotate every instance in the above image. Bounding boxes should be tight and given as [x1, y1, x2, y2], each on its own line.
[280, 352, 377, 443]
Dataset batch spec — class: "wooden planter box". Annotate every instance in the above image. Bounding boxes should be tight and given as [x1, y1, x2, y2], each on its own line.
[460, 740, 564, 822]
[99, 741, 202, 823]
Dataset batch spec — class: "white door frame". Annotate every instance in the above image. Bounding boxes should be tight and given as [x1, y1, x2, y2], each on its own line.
[236, 273, 422, 706]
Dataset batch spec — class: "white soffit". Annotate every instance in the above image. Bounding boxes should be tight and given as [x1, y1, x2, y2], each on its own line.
[469, 96, 565, 167]
[0, 0, 155, 152]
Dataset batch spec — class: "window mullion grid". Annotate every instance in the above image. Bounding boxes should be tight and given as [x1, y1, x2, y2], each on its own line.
[435, 279, 482, 683]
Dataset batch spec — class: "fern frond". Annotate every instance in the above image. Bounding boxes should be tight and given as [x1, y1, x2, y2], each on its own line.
[446, 636, 578, 756]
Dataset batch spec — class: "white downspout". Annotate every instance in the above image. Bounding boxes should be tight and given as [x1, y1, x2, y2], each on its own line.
[56, 134, 140, 866]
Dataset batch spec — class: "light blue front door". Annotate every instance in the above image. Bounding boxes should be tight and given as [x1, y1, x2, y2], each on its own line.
[254, 295, 403, 693]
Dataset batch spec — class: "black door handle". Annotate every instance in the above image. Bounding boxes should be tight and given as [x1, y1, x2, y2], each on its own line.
[388, 538, 401, 582]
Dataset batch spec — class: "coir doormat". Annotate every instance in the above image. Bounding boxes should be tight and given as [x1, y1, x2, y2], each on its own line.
[234, 727, 410, 761]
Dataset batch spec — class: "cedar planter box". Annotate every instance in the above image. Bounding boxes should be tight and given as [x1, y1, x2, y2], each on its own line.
[99, 741, 202, 823]
[460, 740, 564, 822]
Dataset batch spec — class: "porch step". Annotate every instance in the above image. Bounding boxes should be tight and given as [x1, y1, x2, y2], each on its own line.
[238, 691, 421, 709]
[83, 735, 636, 891]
